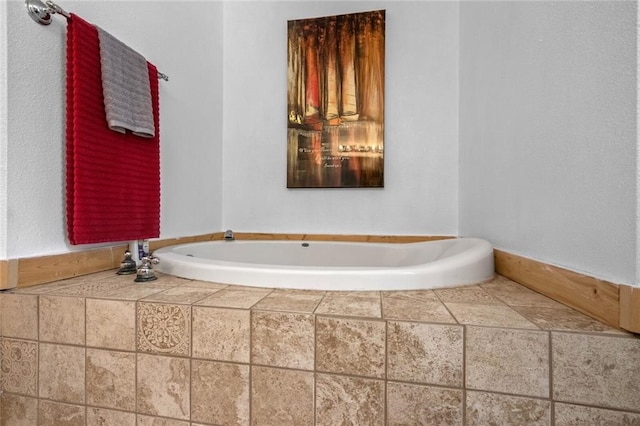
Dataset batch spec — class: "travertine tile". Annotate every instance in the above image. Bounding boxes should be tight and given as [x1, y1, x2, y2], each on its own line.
[315, 292, 381, 317]
[7, 269, 640, 426]
[39, 270, 116, 291]
[75, 269, 122, 281]
[331, 291, 382, 298]
[445, 302, 539, 329]
[253, 290, 324, 313]
[554, 402, 640, 425]
[49, 278, 132, 297]
[192, 307, 249, 362]
[465, 390, 551, 425]
[552, 332, 640, 411]
[196, 288, 271, 308]
[191, 359, 250, 425]
[382, 296, 456, 323]
[435, 285, 503, 304]
[251, 366, 314, 426]
[252, 310, 314, 370]
[387, 382, 463, 425]
[0, 294, 37, 339]
[151, 274, 194, 287]
[316, 373, 384, 426]
[141, 286, 218, 304]
[86, 299, 136, 351]
[0, 394, 37, 426]
[137, 415, 190, 425]
[0, 338, 37, 396]
[8, 279, 76, 294]
[513, 305, 624, 334]
[39, 295, 85, 345]
[137, 353, 190, 420]
[381, 289, 440, 302]
[316, 316, 386, 378]
[480, 275, 564, 308]
[39, 343, 85, 404]
[38, 400, 85, 426]
[466, 326, 549, 398]
[180, 280, 228, 290]
[387, 321, 463, 387]
[86, 349, 136, 411]
[98, 284, 167, 300]
[137, 303, 191, 356]
[227, 284, 276, 292]
[87, 407, 135, 426]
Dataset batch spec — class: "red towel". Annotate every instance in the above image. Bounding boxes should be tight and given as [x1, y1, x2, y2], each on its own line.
[66, 14, 160, 245]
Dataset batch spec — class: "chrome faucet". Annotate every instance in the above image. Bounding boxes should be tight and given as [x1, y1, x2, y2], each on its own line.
[224, 229, 235, 241]
[134, 254, 160, 282]
[116, 249, 137, 275]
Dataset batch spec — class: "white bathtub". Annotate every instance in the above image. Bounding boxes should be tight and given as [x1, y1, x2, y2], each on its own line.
[153, 237, 494, 291]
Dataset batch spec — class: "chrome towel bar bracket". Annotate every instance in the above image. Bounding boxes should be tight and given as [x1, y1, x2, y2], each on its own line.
[26, 0, 69, 25]
[25, 0, 169, 82]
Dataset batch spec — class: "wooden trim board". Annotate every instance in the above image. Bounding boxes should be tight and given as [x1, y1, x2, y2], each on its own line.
[494, 249, 622, 329]
[0, 259, 18, 290]
[197, 232, 452, 244]
[15, 245, 128, 288]
[149, 232, 224, 251]
[619, 285, 640, 333]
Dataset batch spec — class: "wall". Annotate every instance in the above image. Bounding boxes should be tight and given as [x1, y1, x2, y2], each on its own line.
[4, 1, 224, 258]
[222, 1, 460, 236]
[2, 1, 638, 288]
[637, 3, 640, 287]
[459, 1, 637, 285]
[0, 1, 7, 259]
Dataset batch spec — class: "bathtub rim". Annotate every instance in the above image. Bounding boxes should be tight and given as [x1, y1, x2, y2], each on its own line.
[153, 237, 495, 291]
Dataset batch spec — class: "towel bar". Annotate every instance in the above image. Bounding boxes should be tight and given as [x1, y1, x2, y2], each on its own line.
[25, 0, 169, 81]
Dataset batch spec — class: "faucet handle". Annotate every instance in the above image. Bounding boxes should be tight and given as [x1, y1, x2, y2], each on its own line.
[143, 254, 160, 266]
[135, 253, 159, 282]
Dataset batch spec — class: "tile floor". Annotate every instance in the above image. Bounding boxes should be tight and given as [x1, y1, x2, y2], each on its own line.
[0, 271, 639, 425]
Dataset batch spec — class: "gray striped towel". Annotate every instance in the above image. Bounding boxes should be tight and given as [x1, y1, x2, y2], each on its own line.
[96, 26, 155, 138]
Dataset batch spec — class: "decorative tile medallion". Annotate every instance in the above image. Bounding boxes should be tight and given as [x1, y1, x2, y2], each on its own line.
[0, 338, 38, 395]
[137, 303, 191, 356]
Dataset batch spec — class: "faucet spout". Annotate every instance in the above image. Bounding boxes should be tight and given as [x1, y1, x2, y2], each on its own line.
[224, 230, 235, 241]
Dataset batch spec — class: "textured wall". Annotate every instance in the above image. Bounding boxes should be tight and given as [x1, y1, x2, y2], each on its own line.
[2, 1, 637, 287]
[459, 1, 637, 285]
[221, 1, 460, 237]
[4, 1, 224, 257]
[0, 1, 7, 259]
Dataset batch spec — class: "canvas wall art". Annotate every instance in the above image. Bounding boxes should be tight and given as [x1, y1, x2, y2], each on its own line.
[287, 10, 385, 188]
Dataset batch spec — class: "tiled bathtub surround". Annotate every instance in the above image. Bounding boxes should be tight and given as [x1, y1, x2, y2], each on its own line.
[0, 272, 639, 425]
